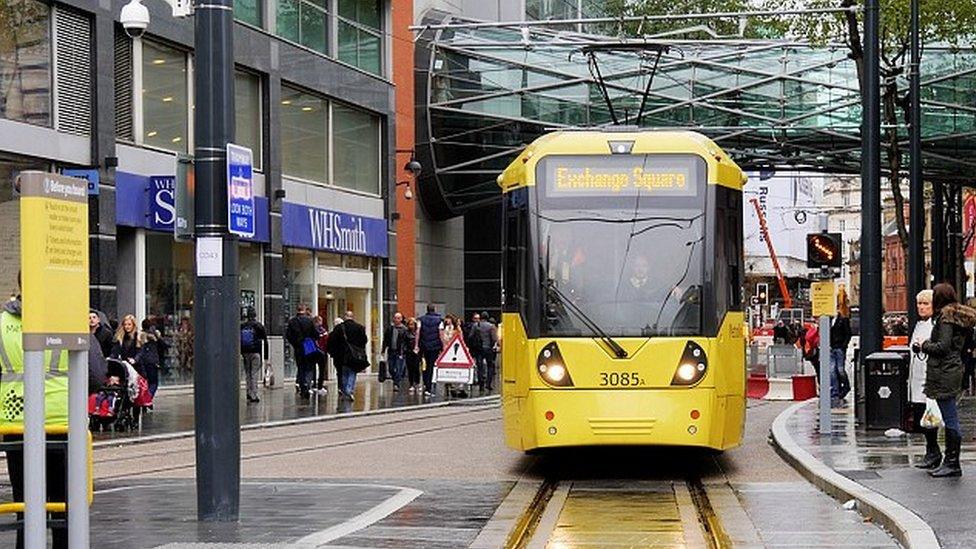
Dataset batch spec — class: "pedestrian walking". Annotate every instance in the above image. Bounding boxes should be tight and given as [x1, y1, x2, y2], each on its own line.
[405, 317, 422, 393]
[89, 310, 114, 358]
[138, 318, 162, 397]
[314, 316, 330, 395]
[829, 290, 853, 407]
[910, 291, 935, 454]
[476, 312, 498, 393]
[382, 312, 408, 391]
[111, 314, 141, 369]
[327, 311, 369, 400]
[419, 305, 444, 397]
[240, 307, 267, 403]
[285, 305, 319, 399]
[0, 275, 70, 548]
[915, 283, 976, 478]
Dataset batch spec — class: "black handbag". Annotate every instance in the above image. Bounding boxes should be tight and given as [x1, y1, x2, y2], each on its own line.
[342, 324, 371, 373]
[378, 360, 388, 382]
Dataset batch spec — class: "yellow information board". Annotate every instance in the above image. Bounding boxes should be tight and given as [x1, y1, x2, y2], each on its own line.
[811, 280, 837, 318]
[18, 171, 89, 351]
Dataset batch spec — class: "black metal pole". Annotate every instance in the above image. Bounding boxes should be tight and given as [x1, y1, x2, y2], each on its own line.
[933, 180, 945, 284]
[908, 0, 924, 328]
[861, 0, 883, 355]
[193, 0, 240, 521]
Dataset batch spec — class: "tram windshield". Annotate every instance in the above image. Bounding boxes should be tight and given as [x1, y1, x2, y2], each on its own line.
[534, 154, 706, 338]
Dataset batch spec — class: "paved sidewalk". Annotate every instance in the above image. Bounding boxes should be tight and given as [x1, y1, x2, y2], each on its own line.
[779, 397, 976, 548]
[96, 376, 496, 441]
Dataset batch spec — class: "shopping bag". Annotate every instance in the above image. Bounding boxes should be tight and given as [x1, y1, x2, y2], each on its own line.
[379, 360, 388, 382]
[920, 398, 944, 429]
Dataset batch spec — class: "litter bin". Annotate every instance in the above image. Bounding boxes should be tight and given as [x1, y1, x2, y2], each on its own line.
[863, 351, 909, 430]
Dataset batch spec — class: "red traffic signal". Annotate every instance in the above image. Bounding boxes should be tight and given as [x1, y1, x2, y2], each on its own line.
[807, 232, 842, 269]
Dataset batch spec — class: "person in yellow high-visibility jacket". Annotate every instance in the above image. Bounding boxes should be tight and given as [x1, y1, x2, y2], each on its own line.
[0, 293, 70, 549]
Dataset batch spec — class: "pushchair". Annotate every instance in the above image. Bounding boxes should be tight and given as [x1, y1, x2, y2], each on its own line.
[89, 358, 152, 432]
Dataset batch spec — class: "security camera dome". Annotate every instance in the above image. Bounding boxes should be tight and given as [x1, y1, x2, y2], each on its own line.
[121, 0, 150, 38]
[405, 159, 422, 177]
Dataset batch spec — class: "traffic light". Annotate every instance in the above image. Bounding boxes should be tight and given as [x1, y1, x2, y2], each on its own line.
[807, 232, 843, 269]
[756, 283, 769, 305]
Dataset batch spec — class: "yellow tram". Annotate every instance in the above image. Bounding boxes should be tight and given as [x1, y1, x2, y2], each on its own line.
[498, 130, 747, 452]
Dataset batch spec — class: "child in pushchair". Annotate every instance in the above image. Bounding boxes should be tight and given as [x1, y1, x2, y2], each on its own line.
[88, 358, 153, 432]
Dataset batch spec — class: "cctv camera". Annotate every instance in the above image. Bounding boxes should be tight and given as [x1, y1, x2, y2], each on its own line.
[405, 159, 422, 177]
[121, 0, 150, 39]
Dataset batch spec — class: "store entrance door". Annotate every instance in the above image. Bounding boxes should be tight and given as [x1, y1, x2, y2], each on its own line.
[318, 287, 370, 333]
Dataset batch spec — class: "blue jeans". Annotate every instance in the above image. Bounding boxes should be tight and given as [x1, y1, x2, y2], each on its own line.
[830, 348, 850, 400]
[938, 398, 961, 435]
[340, 366, 357, 395]
[388, 353, 406, 384]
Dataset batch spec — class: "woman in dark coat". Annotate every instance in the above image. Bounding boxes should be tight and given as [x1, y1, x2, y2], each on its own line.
[916, 283, 976, 478]
[110, 314, 141, 367]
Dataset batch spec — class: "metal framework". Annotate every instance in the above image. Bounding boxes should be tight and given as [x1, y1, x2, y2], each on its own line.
[415, 14, 976, 219]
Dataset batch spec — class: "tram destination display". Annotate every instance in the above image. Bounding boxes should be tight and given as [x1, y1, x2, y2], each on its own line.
[540, 154, 701, 197]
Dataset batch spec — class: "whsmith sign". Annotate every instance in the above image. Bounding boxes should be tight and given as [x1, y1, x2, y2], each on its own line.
[281, 202, 388, 258]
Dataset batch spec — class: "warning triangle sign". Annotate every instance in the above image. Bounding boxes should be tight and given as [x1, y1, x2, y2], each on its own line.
[434, 333, 475, 369]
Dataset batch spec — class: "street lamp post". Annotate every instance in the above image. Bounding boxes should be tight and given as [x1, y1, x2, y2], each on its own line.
[861, 0, 883, 356]
[191, 0, 240, 522]
[908, 0, 924, 329]
[121, 0, 240, 521]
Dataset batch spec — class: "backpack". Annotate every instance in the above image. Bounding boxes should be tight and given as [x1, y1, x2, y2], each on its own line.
[465, 324, 483, 352]
[341, 324, 370, 372]
[241, 325, 257, 350]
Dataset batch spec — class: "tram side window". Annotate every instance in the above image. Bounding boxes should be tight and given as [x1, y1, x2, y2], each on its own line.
[727, 192, 743, 310]
[503, 189, 528, 314]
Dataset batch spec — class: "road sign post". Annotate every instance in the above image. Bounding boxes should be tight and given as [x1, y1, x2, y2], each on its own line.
[434, 333, 476, 385]
[227, 144, 255, 239]
[17, 171, 90, 547]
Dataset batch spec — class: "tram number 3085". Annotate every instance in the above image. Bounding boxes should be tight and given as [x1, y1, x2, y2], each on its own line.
[599, 372, 645, 387]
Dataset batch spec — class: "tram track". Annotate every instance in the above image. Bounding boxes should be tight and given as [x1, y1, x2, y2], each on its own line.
[95, 405, 501, 481]
[505, 471, 732, 548]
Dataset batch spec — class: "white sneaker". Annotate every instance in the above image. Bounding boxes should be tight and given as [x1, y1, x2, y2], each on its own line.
[408, 386, 415, 394]
[348, 394, 355, 402]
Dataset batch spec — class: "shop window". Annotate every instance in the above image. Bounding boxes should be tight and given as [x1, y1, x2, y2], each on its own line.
[332, 104, 379, 194]
[239, 243, 263, 319]
[337, 0, 382, 75]
[235, 0, 263, 27]
[0, 0, 51, 127]
[0, 153, 46, 292]
[284, 248, 315, 378]
[142, 40, 188, 152]
[275, 0, 329, 56]
[345, 255, 370, 270]
[317, 251, 342, 267]
[145, 234, 196, 385]
[235, 70, 262, 170]
[281, 84, 328, 183]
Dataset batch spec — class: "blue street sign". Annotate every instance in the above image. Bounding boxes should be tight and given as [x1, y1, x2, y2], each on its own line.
[62, 168, 100, 196]
[227, 144, 255, 238]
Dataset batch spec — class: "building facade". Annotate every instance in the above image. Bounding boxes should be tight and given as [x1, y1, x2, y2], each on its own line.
[0, 0, 412, 387]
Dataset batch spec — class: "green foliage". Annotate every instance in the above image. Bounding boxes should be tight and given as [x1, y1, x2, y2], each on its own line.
[601, 0, 783, 39]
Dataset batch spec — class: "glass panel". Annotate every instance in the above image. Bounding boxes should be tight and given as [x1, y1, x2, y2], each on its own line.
[339, 0, 380, 29]
[276, 0, 300, 43]
[317, 251, 342, 267]
[0, 0, 51, 126]
[280, 85, 328, 183]
[235, 0, 262, 27]
[145, 234, 196, 385]
[345, 255, 370, 269]
[0, 153, 46, 288]
[337, 19, 357, 67]
[332, 103, 379, 194]
[234, 71, 262, 170]
[299, 2, 327, 54]
[358, 29, 381, 76]
[239, 243, 263, 320]
[284, 248, 314, 379]
[142, 41, 188, 152]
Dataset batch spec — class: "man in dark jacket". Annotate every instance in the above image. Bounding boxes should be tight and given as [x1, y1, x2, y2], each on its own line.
[285, 305, 318, 398]
[327, 311, 368, 400]
[382, 312, 407, 391]
[829, 310, 853, 406]
[418, 305, 443, 396]
[89, 310, 114, 358]
[474, 312, 499, 393]
[241, 307, 267, 403]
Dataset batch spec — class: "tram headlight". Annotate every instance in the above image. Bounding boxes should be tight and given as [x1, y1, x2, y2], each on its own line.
[671, 341, 707, 386]
[538, 342, 574, 387]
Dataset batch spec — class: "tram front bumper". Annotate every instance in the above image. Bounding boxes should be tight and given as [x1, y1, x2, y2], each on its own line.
[522, 387, 735, 450]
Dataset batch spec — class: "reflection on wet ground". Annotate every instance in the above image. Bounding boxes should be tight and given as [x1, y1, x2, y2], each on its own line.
[94, 376, 496, 441]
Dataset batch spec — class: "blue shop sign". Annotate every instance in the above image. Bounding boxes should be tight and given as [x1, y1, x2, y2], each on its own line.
[115, 171, 270, 243]
[61, 168, 100, 196]
[282, 202, 388, 258]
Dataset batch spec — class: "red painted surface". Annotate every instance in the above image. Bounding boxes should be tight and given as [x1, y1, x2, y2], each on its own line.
[393, 0, 416, 316]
